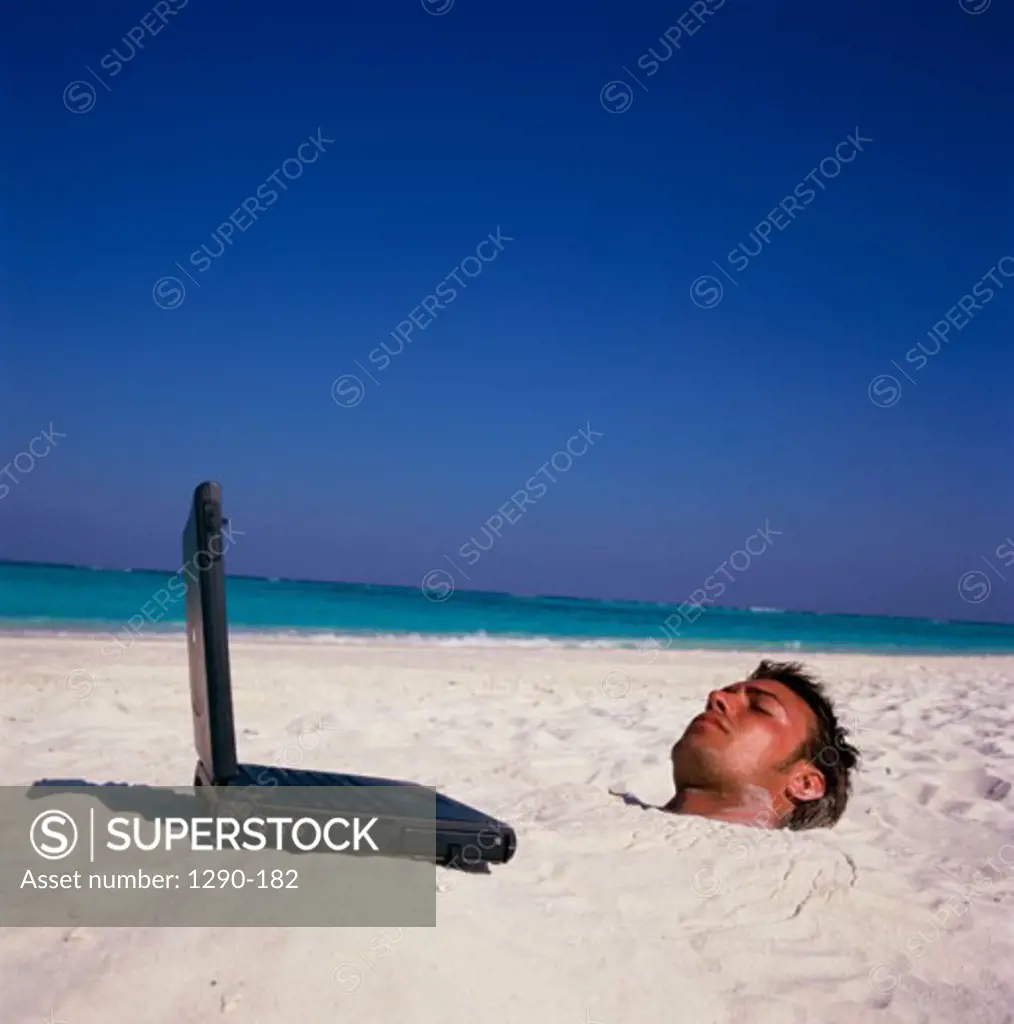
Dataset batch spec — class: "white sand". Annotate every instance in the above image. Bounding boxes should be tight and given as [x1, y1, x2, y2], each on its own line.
[1, 634, 1012, 1024]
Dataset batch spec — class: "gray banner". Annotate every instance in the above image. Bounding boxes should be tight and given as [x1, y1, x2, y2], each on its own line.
[3, 784, 436, 926]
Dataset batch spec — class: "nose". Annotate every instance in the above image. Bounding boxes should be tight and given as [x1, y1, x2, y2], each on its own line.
[706, 689, 732, 716]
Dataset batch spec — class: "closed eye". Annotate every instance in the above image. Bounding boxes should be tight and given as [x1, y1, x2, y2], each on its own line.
[742, 684, 785, 719]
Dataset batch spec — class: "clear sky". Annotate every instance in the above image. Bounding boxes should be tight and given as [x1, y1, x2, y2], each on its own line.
[2, 0, 1013, 622]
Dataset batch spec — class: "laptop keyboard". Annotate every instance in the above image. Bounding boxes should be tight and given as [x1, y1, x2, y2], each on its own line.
[228, 763, 503, 825]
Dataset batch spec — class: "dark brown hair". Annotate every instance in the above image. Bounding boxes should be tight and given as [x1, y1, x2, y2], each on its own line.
[748, 659, 859, 830]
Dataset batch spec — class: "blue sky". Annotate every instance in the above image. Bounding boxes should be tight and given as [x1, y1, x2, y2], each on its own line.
[2, 0, 1012, 622]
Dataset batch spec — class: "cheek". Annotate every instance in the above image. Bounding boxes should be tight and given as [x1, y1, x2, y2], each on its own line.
[727, 720, 785, 768]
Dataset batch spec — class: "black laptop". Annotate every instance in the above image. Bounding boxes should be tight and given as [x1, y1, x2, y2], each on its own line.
[183, 481, 517, 867]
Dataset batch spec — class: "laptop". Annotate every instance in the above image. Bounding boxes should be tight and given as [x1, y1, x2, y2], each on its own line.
[183, 481, 517, 867]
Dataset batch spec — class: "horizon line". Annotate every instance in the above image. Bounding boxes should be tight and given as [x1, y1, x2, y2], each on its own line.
[1, 558, 1011, 630]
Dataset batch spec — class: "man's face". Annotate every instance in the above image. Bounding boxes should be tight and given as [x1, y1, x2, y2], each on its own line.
[671, 679, 817, 796]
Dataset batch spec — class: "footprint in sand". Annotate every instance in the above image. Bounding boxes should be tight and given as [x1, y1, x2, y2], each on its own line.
[981, 776, 1010, 801]
[215, 987, 242, 1013]
[917, 784, 938, 806]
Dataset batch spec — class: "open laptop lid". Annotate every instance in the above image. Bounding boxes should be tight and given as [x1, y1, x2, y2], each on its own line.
[183, 481, 238, 783]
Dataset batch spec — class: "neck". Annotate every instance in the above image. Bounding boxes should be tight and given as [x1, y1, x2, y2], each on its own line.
[663, 785, 785, 829]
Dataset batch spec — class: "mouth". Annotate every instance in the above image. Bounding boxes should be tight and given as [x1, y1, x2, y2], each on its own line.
[689, 712, 729, 735]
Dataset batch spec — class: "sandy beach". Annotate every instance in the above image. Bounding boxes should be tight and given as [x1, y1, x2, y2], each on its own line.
[1, 633, 1012, 1024]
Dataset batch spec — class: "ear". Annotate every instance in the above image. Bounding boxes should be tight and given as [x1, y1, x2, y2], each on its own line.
[786, 763, 826, 804]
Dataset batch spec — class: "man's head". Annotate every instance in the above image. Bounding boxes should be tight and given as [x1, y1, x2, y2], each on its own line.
[670, 660, 858, 830]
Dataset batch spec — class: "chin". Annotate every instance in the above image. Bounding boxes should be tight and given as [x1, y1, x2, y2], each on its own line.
[672, 740, 726, 788]
[670, 737, 694, 769]
[672, 732, 711, 762]
[670, 743, 701, 781]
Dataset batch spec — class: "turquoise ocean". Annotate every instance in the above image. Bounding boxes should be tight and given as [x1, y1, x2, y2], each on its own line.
[2, 561, 1013, 654]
